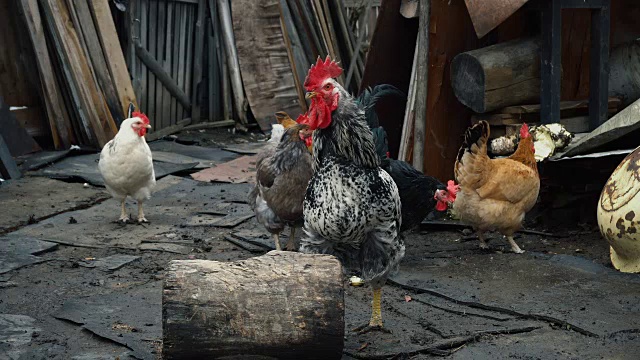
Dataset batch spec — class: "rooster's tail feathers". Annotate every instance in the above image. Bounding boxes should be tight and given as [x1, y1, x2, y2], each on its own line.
[457, 121, 489, 164]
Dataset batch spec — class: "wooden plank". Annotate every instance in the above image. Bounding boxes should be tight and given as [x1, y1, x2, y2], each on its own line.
[139, 0, 149, 112]
[147, 0, 158, 124]
[89, 0, 139, 125]
[16, 0, 74, 148]
[219, 0, 248, 126]
[163, 1, 175, 128]
[135, 43, 192, 110]
[73, 0, 126, 126]
[216, 9, 232, 121]
[279, 0, 308, 112]
[155, 0, 167, 128]
[412, 0, 429, 172]
[398, 38, 419, 162]
[588, 4, 610, 130]
[176, 2, 188, 118]
[208, 0, 221, 121]
[191, 0, 206, 123]
[292, 0, 324, 58]
[230, 0, 301, 131]
[540, 0, 562, 125]
[40, 0, 115, 147]
[145, 117, 192, 141]
[171, 3, 183, 124]
[183, 5, 195, 119]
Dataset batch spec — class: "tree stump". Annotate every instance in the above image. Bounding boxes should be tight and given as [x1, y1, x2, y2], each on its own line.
[451, 37, 541, 113]
[162, 251, 345, 359]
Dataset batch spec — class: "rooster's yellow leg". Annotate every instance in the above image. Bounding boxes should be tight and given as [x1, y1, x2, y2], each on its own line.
[352, 287, 390, 333]
[507, 236, 525, 254]
[137, 201, 149, 223]
[284, 227, 297, 251]
[369, 287, 383, 327]
[273, 233, 282, 251]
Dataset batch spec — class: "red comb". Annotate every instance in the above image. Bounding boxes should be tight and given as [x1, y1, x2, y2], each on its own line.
[303, 56, 343, 91]
[132, 111, 150, 125]
[295, 113, 310, 125]
[520, 123, 530, 138]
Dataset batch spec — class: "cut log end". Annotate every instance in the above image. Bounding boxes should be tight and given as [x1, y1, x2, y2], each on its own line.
[163, 251, 345, 360]
[451, 53, 486, 112]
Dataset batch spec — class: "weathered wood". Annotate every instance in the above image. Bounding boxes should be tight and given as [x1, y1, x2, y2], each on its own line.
[412, 0, 429, 171]
[176, 2, 188, 118]
[16, 0, 74, 148]
[145, 118, 192, 141]
[540, 1, 562, 124]
[230, 0, 301, 131]
[89, 0, 138, 124]
[463, 0, 530, 38]
[146, 0, 158, 123]
[399, 38, 419, 162]
[40, 0, 115, 147]
[218, 0, 249, 126]
[451, 37, 541, 114]
[135, 43, 192, 110]
[279, 0, 308, 112]
[183, 5, 195, 119]
[163, 1, 175, 128]
[139, 0, 149, 111]
[190, 0, 206, 123]
[156, 0, 168, 127]
[162, 252, 345, 359]
[73, 0, 126, 126]
[588, 3, 610, 130]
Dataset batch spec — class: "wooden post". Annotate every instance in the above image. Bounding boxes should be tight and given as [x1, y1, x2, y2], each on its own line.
[163, 252, 344, 359]
[588, 3, 610, 130]
[412, 0, 430, 172]
[216, 0, 248, 126]
[540, 0, 562, 125]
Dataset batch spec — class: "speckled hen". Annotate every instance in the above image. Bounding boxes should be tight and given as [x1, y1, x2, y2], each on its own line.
[297, 57, 403, 333]
[248, 123, 313, 250]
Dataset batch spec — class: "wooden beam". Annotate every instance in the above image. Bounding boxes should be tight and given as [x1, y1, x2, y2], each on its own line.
[135, 42, 192, 111]
[588, 3, 610, 129]
[412, 0, 430, 172]
[89, 0, 139, 121]
[145, 118, 193, 141]
[540, 0, 562, 125]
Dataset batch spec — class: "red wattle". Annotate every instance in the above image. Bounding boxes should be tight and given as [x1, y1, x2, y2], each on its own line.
[435, 201, 447, 211]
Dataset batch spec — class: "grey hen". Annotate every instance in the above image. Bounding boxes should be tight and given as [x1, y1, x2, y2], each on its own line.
[248, 123, 313, 250]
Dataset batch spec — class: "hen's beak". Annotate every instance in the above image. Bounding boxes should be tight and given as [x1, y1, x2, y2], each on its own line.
[145, 124, 152, 129]
[305, 92, 317, 99]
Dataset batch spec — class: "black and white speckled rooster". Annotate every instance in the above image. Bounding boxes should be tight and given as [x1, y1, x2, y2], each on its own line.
[297, 57, 403, 333]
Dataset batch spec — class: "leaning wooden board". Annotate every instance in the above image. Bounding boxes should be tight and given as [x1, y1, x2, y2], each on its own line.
[230, 0, 303, 131]
[90, 0, 138, 120]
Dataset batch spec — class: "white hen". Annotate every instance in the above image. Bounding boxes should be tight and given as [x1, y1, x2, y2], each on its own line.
[99, 112, 155, 223]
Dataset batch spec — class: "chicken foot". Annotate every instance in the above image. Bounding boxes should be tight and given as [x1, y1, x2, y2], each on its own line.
[507, 235, 525, 254]
[478, 232, 489, 250]
[284, 227, 298, 251]
[137, 201, 149, 223]
[273, 233, 282, 251]
[118, 199, 130, 223]
[353, 287, 391, 334]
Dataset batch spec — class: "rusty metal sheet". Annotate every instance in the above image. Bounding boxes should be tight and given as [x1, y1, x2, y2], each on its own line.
[464, 0, 530, 38]
[190, 155, 258, 184]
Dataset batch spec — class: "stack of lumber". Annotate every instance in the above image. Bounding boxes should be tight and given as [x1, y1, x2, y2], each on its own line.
[16, 0, 137, 149]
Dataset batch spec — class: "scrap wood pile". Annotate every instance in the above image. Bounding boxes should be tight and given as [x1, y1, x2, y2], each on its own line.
[16, 0, 137, 150]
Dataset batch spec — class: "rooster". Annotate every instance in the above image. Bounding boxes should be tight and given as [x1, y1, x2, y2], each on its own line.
[452, 121, 540, 253]
[297, 57, 403, 333]
[248, 123, 313, 250]
[98, 112, 155, 223]
[291, 84, 455, 231]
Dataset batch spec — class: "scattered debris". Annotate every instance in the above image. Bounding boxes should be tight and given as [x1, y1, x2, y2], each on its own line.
[350, 276, 364, 287]
[78, 255, 140, 272]
[0, 236, 58, 274]
[190, 155, 259, 184]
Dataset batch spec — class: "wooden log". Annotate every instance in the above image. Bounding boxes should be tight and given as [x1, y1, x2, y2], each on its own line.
[450, 37, 541, 114]
[162, 251, 345, 360]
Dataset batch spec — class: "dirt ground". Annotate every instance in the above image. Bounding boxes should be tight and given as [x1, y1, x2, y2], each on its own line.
[1, 128, 639, 360]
